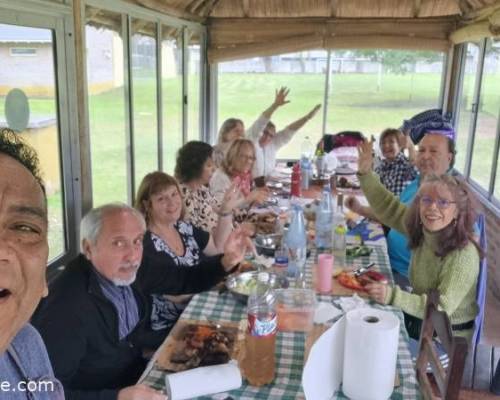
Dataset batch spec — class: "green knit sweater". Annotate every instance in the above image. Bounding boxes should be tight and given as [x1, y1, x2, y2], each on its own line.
[359, 171, 479, 335]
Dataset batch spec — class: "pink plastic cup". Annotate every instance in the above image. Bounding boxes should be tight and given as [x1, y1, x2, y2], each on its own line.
[316, 253, 334, 294]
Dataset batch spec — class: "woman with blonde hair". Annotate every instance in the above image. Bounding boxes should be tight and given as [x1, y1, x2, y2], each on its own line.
[210, 139, 268, 218]
[134, 171, 249, 335]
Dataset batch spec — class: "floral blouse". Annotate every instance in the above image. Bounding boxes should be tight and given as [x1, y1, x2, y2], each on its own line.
[180, 183, 220, 234]
[148, 221, 209, 331]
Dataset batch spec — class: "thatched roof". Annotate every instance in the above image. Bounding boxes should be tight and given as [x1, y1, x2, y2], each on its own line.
[129, 0, 498, 20]
[90, 0, 500, 62]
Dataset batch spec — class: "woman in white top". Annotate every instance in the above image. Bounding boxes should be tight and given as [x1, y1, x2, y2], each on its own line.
[249, 104, 321, 179]
[213, 87, 291, 167]
[210, 139, 268, 221]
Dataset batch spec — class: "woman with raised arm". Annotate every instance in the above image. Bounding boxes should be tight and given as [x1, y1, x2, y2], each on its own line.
[210, 139, 268, 222]
[135, 172, 250, 335]
[213, 87, 290, 166]
[356, 139, 481, 340]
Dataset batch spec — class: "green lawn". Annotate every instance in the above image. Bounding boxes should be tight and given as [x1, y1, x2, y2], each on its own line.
[1, 71, 499, 260]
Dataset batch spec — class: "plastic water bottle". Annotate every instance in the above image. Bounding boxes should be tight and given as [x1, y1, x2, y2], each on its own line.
[332, 209, 347, 268]
[300, 156, 311, 190]
[285, 204, 307, 287]
[301, 135, 314, 160]
[315, 185, 333, 251]
[274, 221, 288, 273]
[244, 280, 277, 386]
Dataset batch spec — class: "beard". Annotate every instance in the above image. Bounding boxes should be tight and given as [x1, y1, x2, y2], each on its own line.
[112, 264, 139, 286]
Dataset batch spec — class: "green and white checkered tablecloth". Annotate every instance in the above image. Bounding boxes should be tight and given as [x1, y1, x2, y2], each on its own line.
[140, 243, 421, 399]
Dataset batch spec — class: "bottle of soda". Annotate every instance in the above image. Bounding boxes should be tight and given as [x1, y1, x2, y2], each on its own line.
[290, 162, 301, 197]
[244, 279, 277, 386]
[315, 185, 333, 251]
[332, 207, 347, 268]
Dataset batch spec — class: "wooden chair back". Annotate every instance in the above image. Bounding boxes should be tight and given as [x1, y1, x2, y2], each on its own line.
[416, 289, 469, 400]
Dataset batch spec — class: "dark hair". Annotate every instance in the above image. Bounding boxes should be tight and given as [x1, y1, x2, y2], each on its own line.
[405, 174, 482, 258]
[379, 128, 401, 148]
[134, 171, 185, 223]
[265, 121, 276, 132]
[0, 128, 45, 195]
[175, 141, 213, 183]
[217, 118, 244, 144]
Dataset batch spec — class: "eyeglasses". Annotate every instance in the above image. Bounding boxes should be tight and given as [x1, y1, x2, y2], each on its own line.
[419, 195, 456, 209]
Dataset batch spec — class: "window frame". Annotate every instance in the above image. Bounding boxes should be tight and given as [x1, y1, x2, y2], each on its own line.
[0, 2, 81, 271]
[85, 0, 206, 198]
[213, 48, 447, 159]
[452, 38, 500, 208]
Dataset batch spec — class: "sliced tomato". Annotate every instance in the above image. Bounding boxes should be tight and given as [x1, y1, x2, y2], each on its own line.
[336, 271, 365, 291]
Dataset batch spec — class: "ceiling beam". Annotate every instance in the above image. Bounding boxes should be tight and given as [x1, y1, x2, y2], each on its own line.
[412, 0, 422, 17]
[330, 0, 337, 17]
[202, 0, 221, 17]
[242, 0, 250, 18]
[134, 0, 205, 22]
[187, 0, 206, 14]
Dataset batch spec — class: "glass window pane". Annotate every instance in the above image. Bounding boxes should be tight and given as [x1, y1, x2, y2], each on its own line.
[455, 42, 481, 174]
[0, 23, 64, 261]
[218, 51, 325, 159]
[327, 49, 444, 135]
[187, 31, 201, 141]
[86, 8, 128, 205]
[470, 38, 500, 190]
[131, 19, 158, 185]
[161, 26, 183, 174]
[495, 146, 500, 200]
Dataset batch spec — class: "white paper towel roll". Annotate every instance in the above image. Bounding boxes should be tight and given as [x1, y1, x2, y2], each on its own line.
[342, 309, 400, 400]
[166, 362, 242, 400]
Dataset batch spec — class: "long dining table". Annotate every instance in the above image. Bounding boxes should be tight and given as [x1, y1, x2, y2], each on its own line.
[139, 216, 421, 399]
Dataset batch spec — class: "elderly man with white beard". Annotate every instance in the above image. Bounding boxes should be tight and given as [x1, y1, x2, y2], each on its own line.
[32, 203, 167, 400]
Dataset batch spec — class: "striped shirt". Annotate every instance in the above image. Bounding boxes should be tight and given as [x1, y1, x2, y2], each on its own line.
[94, 269, 140, 339]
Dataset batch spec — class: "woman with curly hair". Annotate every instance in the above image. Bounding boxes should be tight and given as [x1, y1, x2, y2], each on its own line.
[356, 140, 481, 340]
[175, 141, 238, 234]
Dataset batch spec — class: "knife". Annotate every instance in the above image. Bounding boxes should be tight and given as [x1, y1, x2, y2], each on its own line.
[353, 262, 375, 278]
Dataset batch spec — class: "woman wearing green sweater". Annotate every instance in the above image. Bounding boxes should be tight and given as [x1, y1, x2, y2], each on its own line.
[356, 140, 482, 340]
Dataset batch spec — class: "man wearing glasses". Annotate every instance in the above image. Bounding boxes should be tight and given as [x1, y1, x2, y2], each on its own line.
[347, 126, 456, 286]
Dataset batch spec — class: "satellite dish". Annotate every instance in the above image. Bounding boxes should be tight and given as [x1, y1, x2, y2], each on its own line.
[5, 88, 30, 132]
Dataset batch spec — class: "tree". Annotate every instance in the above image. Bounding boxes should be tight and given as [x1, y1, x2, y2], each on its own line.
[354, 49, 441, 75]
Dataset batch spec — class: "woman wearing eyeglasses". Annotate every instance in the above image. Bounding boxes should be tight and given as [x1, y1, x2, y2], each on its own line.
[210, 139, 268, 222]
[356, 140, 482, 340]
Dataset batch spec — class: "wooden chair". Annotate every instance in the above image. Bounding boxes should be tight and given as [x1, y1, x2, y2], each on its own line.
[416, 289, 469, 400]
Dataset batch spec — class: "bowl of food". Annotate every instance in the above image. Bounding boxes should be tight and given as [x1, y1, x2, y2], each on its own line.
[267, 181, 283, 190]
[225, 271, 286, 304]
[254, 233, 282, 257]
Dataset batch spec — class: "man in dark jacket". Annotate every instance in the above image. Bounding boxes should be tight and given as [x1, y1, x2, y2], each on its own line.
[32, 204, 166, 400]
[32, 202, 248, 400]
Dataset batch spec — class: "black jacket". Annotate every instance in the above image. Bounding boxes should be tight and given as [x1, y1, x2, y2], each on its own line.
[32, 255, 154, 400]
